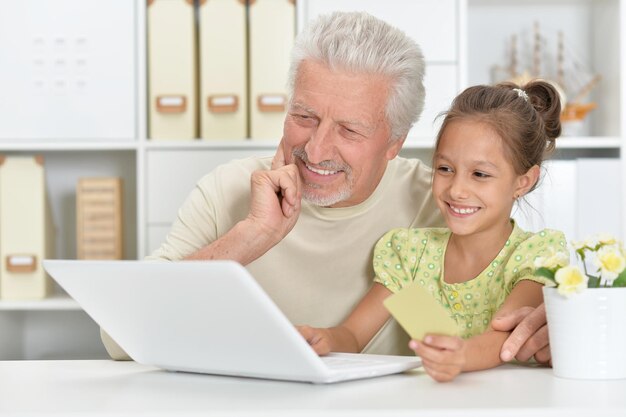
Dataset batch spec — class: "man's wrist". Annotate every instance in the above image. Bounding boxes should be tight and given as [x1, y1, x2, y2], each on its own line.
[230, 218, 282, 264]
[184, 218, 279, 265]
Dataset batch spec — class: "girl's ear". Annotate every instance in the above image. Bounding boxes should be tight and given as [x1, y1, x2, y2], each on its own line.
[515, 165, 541, 198]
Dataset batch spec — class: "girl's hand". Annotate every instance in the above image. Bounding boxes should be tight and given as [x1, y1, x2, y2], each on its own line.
[409, 334, 466, 382]
[296, 325, 332, 355]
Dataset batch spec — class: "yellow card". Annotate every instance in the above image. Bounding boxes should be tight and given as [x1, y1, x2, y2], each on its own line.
[383, 283, 459, 340]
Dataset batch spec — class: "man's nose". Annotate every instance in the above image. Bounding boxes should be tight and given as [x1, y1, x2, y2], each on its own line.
[304, 121, 336, 164]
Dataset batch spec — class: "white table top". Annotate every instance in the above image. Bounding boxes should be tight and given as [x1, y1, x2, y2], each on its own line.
[0, 360, 625, 416]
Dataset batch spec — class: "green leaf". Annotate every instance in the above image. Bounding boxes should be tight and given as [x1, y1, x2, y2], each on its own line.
[612, 270, 626, 287]
[535, 267, 555, 281]
[587, 275, 601, 288]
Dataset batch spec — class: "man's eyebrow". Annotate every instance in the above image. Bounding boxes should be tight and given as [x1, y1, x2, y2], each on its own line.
[290, 102, 375, 134]
[338, 119, 376, 134]
[289, 102, 317, 115]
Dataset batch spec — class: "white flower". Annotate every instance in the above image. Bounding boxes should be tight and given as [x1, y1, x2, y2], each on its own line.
[555, 265, 588, 296]
[571, 240, 587, 251]
[534, 249, 569, 270]
[593, 245, 626, 285]
[583, 233, 617, 250]
[597, 234, 618, 246]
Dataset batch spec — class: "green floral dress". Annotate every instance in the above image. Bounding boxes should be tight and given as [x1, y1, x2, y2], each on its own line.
[373, 221, 567, 339]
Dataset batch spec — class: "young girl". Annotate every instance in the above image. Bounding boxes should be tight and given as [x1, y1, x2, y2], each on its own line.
[298, 80, 568, 382]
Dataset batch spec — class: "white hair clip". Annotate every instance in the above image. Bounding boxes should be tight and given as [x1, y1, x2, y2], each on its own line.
[513, 88, 529, 102]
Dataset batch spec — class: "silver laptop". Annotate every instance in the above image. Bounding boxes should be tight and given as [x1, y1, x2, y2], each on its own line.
[43, 260, 421, 383]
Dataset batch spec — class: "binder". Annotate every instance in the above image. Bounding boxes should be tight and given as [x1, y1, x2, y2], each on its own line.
[76, 177, 124, 260]
[248, 0, 295, 139]
[199, 0, 247, 139]
[0, 156, 54, 299]
[147, 0, 197, 139]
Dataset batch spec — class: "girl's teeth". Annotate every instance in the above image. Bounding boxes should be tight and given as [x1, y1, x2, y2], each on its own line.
[451, 206, 478, 214]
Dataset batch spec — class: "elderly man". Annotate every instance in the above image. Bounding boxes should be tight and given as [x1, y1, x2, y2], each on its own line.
[104, 11, 551, 365]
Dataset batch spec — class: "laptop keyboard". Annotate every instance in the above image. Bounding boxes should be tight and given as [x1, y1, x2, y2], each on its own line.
[321, 355, 385, 369]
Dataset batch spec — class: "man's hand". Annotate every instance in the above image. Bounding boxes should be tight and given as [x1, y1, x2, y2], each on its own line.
[248, 164, 302, 243]
[271, 137, 286, 170]
[409, 335, 466, 382]
[184, 163, 301, 265]
[491, 303, 551, 365]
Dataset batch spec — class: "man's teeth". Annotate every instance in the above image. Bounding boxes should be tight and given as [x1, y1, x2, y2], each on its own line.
[307, 165, 338, 176]
[450, 205, 478, 214]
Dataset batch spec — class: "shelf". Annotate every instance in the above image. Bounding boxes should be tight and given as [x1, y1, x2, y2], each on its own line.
[146, 139, 434, 150]
[0, 141, 138, 151]
[0, 295, 80, 311]
[556, 137, 621, 149]
[403, 137, 622, 150]
[143, 139, 280, 150]
[142, 137, 623, 151]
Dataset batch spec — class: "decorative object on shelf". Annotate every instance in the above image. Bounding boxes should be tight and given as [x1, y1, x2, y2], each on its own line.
[76, 177, 124, 260]
[491, 22, 600, 137]
[536, 234, 626, 379]
[0, 155, 55, 300]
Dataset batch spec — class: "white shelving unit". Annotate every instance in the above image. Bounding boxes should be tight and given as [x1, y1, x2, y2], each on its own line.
[0, 295, 80, 311]
[0, 0, 623, 359]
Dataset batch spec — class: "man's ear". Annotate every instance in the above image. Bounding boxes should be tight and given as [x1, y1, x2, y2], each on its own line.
[385, 136, 406, 160]
[516, 165, 541, 197]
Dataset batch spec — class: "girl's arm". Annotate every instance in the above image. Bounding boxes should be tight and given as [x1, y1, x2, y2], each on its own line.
[464, 279, 545, 370]
[298, 283, 392, 354]
[412, 280, 544, 382]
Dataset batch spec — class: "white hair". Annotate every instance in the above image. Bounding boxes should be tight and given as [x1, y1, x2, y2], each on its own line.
[287, 11, 426, 140]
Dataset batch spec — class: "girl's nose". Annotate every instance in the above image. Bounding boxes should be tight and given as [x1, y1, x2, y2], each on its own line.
[449, 177, 469, 200]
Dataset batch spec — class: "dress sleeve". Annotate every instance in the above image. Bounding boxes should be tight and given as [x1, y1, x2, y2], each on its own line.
[509, 229, 568, 288]
[373, 228, 427, 293]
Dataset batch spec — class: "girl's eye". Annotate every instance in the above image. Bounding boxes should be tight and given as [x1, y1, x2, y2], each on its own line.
[473, 171, 490, 178]
[437, 166, 452, 173]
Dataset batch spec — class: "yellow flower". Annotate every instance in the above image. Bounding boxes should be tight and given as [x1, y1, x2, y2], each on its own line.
[594, 245, 626, 285]
[555, 265, 588, 296]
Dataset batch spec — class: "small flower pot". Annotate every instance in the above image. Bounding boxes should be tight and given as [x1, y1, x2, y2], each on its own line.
[543, 287, 626, 379]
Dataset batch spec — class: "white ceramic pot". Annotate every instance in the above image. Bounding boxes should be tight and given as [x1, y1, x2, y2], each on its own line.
[543, 287, 626, 379]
